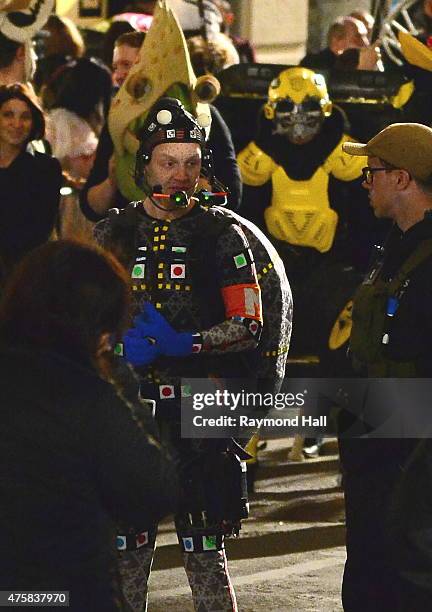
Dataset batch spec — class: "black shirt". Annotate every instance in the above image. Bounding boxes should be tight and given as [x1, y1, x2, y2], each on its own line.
[0, 150, 61, 270]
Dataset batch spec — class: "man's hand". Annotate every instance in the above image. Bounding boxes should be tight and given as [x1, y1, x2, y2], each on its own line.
[133, 303, 194, 357]
[118, 327, 161, 366]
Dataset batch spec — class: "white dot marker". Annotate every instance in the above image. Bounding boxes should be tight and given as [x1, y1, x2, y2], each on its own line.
[157, 109, 172, 125]
[197, 113, 211, 128]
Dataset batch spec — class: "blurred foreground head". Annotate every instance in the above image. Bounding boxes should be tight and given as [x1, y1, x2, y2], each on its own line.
[0, 241, 131, 365]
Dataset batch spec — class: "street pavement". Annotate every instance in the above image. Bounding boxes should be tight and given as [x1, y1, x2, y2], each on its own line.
[148, 438, 346, 611]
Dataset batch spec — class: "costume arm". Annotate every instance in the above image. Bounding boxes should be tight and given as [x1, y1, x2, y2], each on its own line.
[237, 141, 276, 186]
[199, 223, 262, 353]
[327, 134, 365, 181]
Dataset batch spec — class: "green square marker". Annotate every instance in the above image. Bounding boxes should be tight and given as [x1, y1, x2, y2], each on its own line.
[181, 384, 192, 398]
[234, 253, 247, 269]
[114, 343, 124, 357]
[132, 264, 145, 279]
[202, 535, 217, 551]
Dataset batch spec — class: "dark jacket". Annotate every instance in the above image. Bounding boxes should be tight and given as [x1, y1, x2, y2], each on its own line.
[0, 346, 178, 611]
[378, 213, 432, 374]
[338, 214, 432, 610]
[0, 150, 61, 271]
[340, 212, 432, 468]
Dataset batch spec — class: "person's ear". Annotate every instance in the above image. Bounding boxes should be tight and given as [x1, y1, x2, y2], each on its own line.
[396, 169, 411, 190]
[15, 44, 25, 63]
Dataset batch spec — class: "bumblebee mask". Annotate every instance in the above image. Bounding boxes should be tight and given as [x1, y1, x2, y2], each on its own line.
[264, 67, 332, 145]
[273, 97, 325, 143]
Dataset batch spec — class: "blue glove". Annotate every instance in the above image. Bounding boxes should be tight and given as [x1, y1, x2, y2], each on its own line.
[133, 303, 194, 357]
[118, 328, 161, 367]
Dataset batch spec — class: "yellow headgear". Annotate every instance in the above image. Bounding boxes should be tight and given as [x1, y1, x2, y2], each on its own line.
[264, 67, 332, 120]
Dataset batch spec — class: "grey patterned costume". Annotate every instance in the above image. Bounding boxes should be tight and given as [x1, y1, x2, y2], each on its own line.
[95, 202, 263, 612]
[212, 206, 293, 393]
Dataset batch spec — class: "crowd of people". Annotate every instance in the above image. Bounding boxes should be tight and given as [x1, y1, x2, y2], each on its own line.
[1, 0, 432, 610]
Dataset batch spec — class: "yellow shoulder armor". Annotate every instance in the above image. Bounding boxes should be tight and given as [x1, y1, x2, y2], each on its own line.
[237, 141, 276, 186]
[325, 134, 365, 181]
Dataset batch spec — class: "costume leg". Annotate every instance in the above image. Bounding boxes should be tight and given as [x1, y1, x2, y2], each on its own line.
[174, 441, 246, 611]
[183, 549, 237, 612]
[117, 526, 157, 612]
[178, 528, 238, 612]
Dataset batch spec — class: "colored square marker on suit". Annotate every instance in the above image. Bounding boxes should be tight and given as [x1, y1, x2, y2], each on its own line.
[181, 384, 192, 397]
[116, 536, 127, 551]
[114, 343, 124, 357]
[202, 535, 217, 551]
[182, 537, 194, 552]
[159, 385, 175, 399]
[234, 253, 247, 269]
[136, 531, 149, 548]
[132, 264, 145, 279]
[171, 263, 186, 279]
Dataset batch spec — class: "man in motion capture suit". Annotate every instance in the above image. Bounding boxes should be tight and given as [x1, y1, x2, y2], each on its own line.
[95, 96, 292, 611]
[96, 96, 292, 611]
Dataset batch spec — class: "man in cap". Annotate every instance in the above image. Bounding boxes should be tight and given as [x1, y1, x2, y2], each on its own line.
[340, 122, 432, 611]
[95, 97, 263, 611]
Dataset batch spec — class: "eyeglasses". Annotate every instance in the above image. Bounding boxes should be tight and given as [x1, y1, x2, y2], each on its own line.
[361, 166, 388, 184]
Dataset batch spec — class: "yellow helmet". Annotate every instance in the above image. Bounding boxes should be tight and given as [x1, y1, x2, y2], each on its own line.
[264, 67, 332, 120]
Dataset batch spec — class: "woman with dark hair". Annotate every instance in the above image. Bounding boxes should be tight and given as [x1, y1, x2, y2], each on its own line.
[0, 83, 61, 274]
[0, 240, 177, 611]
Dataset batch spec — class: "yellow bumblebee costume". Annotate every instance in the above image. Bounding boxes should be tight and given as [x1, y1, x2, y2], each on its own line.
[238, 67, 365, 253]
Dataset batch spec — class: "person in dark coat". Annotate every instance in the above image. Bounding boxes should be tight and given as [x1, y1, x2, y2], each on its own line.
[0, 240, 178, 612]
[0, 83, 62, 274]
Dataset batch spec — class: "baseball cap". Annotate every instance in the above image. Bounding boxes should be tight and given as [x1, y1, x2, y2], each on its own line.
[342, 122, 432, 182]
